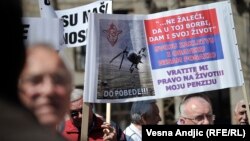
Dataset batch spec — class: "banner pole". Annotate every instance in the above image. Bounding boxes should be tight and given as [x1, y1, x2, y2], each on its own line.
[241, 84, 250, 124]
[106, 103, 111, 123]
[80, 102, 89, 141]
[227, 0, 250, 124]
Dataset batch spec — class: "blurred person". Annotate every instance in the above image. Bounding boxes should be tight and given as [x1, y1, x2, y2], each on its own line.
[0, 0, 66, 140]
[123, 100, 161, 141]
[177, 94, 215, 125]
[234, 99, 249, 125]
[18, 43, 73, 132]
[62, 89, 125, 141]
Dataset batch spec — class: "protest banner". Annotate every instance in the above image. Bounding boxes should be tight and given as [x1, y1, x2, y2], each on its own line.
[39, 0, 112, 48]
[84, 1, 244, 103]
[22, 17, 63, 50]
[38, 0, 65, 50]
[38, 0, 57, 17]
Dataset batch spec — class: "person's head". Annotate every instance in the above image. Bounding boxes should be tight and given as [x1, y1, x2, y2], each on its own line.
[18, 43, 73, 129]
[130, 100, 161, 125]
[69, 88, 93, 129]
[234, 99, 249, 125]
[0, 0, 25, 104]
[178, 94, 214, 125]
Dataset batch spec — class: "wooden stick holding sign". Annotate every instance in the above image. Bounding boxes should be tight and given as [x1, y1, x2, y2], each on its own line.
[80, 102, 89, 141]
[241, 84, 250, 124]
[103, 103, 112, 137]
[106, 103, 111, 123]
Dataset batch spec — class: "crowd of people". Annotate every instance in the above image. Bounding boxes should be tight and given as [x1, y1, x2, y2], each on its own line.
[0, 0, 249, 141]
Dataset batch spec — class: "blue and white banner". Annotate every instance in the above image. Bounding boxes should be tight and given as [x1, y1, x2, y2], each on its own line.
[84, 1, 244, 103]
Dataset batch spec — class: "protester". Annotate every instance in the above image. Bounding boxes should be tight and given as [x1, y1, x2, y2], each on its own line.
[0, 1, 66, 140]
[18, 43, 73, 132]
[62, 88, 125, 141]
[177, 94, 215, 125]
[123, 100, 161, 141]
[234, 99, 249, 125]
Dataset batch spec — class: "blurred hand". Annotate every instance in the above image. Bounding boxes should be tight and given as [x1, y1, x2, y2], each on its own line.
[102, 122, 117, 141]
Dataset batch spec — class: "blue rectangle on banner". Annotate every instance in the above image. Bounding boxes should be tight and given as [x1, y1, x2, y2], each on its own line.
[148, 35, 224, 70]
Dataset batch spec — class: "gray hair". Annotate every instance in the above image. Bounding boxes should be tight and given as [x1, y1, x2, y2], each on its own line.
[234, 99, 249, 113]
[70, 88, 83, 102]
[179, 93, 212, 116]
[130, 100, 156, 124]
